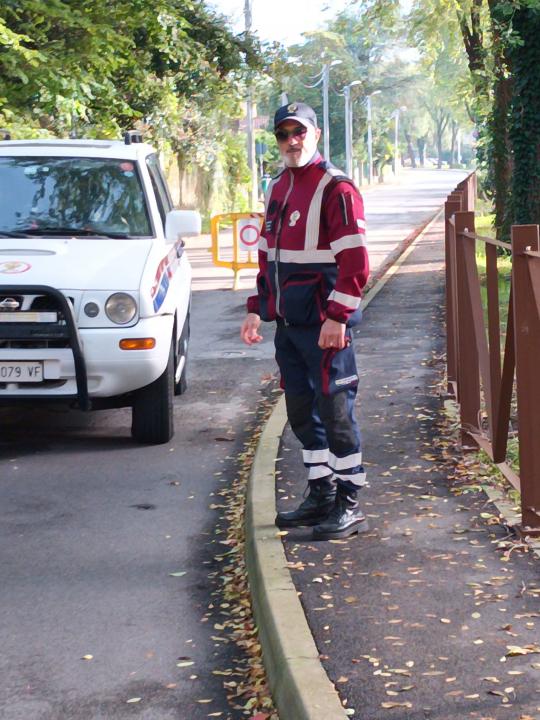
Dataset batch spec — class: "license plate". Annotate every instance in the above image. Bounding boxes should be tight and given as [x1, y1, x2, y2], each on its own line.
[0, 361, 43, 382]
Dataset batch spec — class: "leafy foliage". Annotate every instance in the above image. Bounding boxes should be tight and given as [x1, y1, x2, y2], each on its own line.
[508, 3, 540, 226]
[0, 0, 270, 216]
[407, 0, 540, 236]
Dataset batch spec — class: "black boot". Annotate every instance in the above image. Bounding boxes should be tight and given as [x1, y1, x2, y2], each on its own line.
[275, 477, 336, 528]
[312, 485, 369, 540]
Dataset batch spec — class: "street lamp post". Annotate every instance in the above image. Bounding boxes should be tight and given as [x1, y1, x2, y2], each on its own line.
[366, 90, 381, 184]
[392, 106, 407, 175]
[321, 60, 342, 161]
[344, 84, 351, 177]
[291, 58, 342, 162]
[343, 80, 361, 178]
[244, 0, 258, 208]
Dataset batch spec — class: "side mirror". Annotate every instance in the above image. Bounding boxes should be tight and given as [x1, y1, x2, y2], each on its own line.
[165, 209, 201, 243]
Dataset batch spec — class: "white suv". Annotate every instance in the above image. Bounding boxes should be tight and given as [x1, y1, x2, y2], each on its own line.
[0, 132, 200, 444]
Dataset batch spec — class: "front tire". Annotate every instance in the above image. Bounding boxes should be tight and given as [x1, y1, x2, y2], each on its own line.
[131, 342, 174, 444]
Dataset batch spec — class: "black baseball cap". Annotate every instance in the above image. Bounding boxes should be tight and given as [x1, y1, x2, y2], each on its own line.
[274, 102, 318, 130]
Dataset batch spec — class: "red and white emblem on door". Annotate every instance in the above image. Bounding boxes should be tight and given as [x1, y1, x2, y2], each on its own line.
[0, 261, 31, 274]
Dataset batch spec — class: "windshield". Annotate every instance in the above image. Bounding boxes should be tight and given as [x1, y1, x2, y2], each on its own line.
[0, 156, 152, 237]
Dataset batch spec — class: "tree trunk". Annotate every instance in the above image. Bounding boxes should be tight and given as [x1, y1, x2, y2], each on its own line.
[405, 131, 416, 168]
[457, 0, 489, 104]
[450, 120, 459, 164]
[435, 111, 450, 169]
[489, 73, 513, 240]
[417, 136, 426, 166]
[487, 0, 514, 242]
[436, 129, 443, 169]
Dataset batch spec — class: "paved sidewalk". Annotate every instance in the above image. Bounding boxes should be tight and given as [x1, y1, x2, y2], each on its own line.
[275, 219, 540, 719]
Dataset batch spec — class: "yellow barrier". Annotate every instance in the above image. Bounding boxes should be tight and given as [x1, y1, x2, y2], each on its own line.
[210, 212, 264, 290]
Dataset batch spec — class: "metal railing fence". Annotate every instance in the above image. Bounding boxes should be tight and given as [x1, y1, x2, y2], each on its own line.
[445, 173, 540, 533]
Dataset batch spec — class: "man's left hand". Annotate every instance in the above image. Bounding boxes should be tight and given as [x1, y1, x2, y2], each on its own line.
[318, 318, 346, 350]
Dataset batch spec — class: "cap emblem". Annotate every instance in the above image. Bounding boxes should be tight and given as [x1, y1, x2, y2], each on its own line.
[287, 103, 298, 113]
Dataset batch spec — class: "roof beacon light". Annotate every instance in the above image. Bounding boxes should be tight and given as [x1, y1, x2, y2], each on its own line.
[124, 130, 144, 145]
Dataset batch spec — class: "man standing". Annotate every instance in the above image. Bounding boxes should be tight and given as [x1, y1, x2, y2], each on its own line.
[240, 101, 369, 540]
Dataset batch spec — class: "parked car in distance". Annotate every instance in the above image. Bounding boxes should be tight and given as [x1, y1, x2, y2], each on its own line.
[0, 131, 200, 444]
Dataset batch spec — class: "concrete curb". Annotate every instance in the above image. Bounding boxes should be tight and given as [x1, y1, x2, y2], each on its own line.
[245, 207, 445, 720]
[245, 396, 348, 719]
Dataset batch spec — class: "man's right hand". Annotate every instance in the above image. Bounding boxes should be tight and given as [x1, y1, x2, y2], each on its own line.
[241, 313, 263, 345]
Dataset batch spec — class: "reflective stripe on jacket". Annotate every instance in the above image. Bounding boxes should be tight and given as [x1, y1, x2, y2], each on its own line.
[247, 152, 369, 326]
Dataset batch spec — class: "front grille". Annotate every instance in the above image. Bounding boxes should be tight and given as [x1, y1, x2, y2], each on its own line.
[0, 284, 89, 409]
[0, 339, 69, 349]
[0, 294, 75, 348]
[30, 295, 74, 313]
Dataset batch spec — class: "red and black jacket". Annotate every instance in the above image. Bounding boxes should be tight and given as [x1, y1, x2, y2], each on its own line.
[247, 152, 369, 326]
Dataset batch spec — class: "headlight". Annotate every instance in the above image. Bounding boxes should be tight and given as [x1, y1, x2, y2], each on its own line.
[105, 293, 137, 325]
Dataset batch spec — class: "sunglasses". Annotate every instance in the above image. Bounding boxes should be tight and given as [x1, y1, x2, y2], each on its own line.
[274, 126, 308, 142]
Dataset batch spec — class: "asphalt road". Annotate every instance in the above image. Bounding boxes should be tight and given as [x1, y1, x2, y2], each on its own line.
[0, 167, 466, 719]
[0, 291, 277, 720]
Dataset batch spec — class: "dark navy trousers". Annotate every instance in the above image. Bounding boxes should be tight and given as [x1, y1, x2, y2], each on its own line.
[274, 321, 366, 489]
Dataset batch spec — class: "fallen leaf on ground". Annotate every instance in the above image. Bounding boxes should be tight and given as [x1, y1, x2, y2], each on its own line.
[506, 645, 540, 657]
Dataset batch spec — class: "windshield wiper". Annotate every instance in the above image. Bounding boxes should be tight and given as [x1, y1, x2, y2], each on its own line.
[0, 230, 31, 238]
[18, 226, 131, 239]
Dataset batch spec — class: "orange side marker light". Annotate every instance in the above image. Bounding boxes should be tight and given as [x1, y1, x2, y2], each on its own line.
[119, 338, 156, 350]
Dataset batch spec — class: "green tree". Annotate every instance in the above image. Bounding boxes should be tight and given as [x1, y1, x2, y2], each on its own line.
[0, 0, 260, 136]
[0, 0, 272, 216]
[407, 0, 540, 236]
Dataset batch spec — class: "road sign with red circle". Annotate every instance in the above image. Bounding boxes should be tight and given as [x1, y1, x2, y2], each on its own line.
[238, 217, 261, 251]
